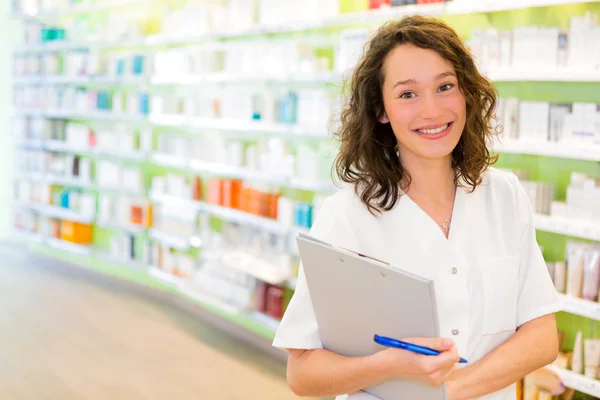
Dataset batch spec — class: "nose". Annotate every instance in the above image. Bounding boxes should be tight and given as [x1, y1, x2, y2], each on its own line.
[420, 94, 443, 120]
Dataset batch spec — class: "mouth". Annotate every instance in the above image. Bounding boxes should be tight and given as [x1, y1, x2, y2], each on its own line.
[413, 122, 454, 139]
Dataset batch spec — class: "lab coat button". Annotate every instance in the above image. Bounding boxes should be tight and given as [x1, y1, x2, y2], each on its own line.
[452, 329, 459, 336]
[451, 267, 458, 275]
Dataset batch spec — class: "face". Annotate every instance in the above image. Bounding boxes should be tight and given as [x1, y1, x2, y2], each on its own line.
[380, 44, 466, 165]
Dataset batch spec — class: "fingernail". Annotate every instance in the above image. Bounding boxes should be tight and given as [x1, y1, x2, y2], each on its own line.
[442, 338, 452, 347]
[553, 383, 566, 396]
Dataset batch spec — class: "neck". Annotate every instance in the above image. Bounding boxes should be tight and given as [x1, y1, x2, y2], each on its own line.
[400, 153, 456, 202]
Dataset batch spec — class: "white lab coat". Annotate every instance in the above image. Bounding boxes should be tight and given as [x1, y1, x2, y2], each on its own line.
[273, 168, 563, 400]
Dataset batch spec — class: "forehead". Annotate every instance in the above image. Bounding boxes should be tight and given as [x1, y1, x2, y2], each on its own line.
[382, 44, 455, 86]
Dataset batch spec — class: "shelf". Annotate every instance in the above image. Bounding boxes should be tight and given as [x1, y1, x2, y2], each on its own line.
[149, 114, 329, 137]
[13, 109, 148, 122]
[558, 293, 600, 321]
[14, 138, 44, 149]
[148, 228, 194, 251]
[11, 0, 150, 19]
[447, 0, 600, 14]
[487, 67, 600, 82]
[44, 140, 93, 154]
[494, 139, 600, 161]
[93, 149, 147, 161]
[95, 252, 145, 269]
[179, 286, 243, 316]
[188, 159, 335, 192]
[13, 229, 45, 243]
[97, 220, 147, 235]
[246, 311, 281, 333]
[198, 201, 289, 235]
[32, 204, 95, 224]
[209, 249, 291, 286]
[46, 237, 92, 255]
[546, 365, 600, 398]
[150, 71, 343, 86]
[12, 75, 147, 85]
[45, 175, 95, 189]
[150, 153, 188, 169]
[534, 215, 600, 241]
[96, 185, 146, 196]
[148, 266, 186, 288]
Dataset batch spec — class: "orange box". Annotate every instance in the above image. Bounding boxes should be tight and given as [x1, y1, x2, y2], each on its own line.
[60, 221, 92, 244]
[131, 206, 143, 225]
[207, 179, 222, 205]
[230, 180, 242, 209]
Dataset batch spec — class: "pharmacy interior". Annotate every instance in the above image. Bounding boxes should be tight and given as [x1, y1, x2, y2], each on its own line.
[8, 0, 600, 398]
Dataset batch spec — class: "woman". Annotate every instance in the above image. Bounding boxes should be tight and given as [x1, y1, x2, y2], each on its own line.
[273, 16, 561, 400]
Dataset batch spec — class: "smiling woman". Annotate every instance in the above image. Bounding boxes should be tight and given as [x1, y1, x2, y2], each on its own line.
[273, 15, 561, 400]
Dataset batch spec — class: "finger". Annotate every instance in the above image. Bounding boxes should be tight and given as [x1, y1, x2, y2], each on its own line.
[426, 350, 460, 371]
[403, 337, 455, 352]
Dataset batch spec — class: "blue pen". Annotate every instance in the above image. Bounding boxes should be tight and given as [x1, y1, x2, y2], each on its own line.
[374, 335, 468, 363]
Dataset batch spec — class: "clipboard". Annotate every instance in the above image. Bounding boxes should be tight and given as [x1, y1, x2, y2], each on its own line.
[296, 233, 446, 400]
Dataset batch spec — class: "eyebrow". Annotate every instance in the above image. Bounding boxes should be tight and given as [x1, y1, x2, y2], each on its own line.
[392, 71, 457, 89]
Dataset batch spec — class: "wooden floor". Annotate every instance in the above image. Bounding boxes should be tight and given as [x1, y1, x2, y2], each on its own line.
[0, 244, 317, 400]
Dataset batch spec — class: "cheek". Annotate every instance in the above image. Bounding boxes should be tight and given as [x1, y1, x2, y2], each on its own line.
[387, 103, 417, 130]
[445, 93, 467, 117]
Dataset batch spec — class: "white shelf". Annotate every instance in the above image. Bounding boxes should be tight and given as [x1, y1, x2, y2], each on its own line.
[179, 287, 243, 315]
[209, 249, 291, 286]
[487, 67, 600, 82]
[45, 175, 95, 189]
[546, 365, 600, 398]
[198, 201, 289, 235]
[535, 214, 600, 241]
[149, 192, 200, 210]
[494, 139, 600, 161]
[149, 114, 329, 138]
[448, 0, 600, 14]
[13, 108, 148, 122]
[44, 141, 94, 154]
[246, 311, 281, 333]
[150, 71, 343, 86]
[148, 266, 186, 288]
[35, 204, 95, 224]
[95, 252, 145, 269]
[14, 172, 46, 182]
[14, 138, 44, 149]
[148, 228, 193, 251]
[188, 159, 335, 191]
[558, 293, 600, 321]
[97, 220, 146, 235]
[13, 229, 45, 243]
[93, 149, 147, 161]
[150, 153, 188, 169]
[12, 75, 147, 85]
[46, 237, 92, 255]
[96, 185, 146, 196]
[12, 0, 150, 19]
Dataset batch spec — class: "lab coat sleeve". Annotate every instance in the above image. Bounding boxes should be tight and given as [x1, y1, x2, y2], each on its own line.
[510, 174, 564, 327]
[272, 196, 349, 350]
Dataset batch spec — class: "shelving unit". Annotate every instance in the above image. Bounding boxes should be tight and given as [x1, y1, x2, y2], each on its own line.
[494, 139, 600, 162]
[546, 366, 600, 398]
[535, 215, 600, 242]
[9, 1, 600, 390]
[558, 293, 600, 321]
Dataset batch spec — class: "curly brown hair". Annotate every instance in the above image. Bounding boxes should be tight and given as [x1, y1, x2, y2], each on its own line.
[334, 15, 498, 215]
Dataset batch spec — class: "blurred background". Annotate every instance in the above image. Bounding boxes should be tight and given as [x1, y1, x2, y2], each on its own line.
[1, 0, 599, 399]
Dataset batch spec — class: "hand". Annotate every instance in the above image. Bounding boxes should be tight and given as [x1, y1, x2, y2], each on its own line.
[377, 337, 460, 387]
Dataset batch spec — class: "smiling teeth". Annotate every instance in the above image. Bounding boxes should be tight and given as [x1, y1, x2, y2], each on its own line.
[417, 123, 449, 135]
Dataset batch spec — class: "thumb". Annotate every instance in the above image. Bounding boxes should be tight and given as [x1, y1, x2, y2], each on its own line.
[403, 337, 454, 352]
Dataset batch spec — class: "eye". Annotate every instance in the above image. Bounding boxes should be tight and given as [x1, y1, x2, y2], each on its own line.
[399, 92, 416, 99]
[438, 83, 454, 92]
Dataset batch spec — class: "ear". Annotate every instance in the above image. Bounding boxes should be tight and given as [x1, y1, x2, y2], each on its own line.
[379, 113, 389, 124]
